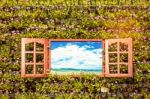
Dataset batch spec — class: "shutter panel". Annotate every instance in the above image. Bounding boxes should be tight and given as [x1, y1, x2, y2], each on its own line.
[105, 38, 133, 77]
[21, 38, 49, 78]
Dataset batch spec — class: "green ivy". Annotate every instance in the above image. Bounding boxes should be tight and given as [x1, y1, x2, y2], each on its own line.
[0, 1, 150, 98]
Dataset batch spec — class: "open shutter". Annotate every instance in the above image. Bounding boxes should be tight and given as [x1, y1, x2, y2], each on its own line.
[105, 38, 133, 77]
[21, 38, 49, 78]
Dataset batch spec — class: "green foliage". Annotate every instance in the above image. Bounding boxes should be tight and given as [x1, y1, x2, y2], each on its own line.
[0, 0, 150, 98]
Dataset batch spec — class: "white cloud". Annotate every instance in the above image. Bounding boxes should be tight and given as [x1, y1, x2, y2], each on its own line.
[51, 43, 102, 70]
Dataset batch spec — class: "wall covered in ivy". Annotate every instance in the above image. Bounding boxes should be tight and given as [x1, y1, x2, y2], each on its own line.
[0, 0, 150, 98]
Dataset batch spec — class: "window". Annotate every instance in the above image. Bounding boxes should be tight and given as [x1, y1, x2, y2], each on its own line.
[50, 39, 105, 77]
[21, 38, 133, 78]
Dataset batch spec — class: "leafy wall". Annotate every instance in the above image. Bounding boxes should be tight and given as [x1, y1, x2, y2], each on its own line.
[0, 0, 150, 98]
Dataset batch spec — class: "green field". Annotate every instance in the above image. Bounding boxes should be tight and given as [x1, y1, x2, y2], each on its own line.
[51, 70, 102, 75]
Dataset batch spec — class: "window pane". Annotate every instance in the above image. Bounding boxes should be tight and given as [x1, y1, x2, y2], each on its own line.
[36, 42, 44, 51]
[120, 42, 128, 51]
[25, 65, 33, 74]
[36, 54, 44, 63]
[120, 53, 128, 62]
[25, 42, 34, 51]
[26, 53, 33, 63]
[109, 53, 117, 63]
[36, 65, 44, 74]
[109, 64, 118, 74]
[108, 42, 117, 52]
[120, 64, 128, 74]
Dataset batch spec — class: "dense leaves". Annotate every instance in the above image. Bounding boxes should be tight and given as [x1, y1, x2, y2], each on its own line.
[0, 0, 150, 98]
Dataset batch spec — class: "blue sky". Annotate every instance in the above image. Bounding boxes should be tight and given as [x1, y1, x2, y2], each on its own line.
[51, 41, 102, 50]
[51, 41, 103, 70]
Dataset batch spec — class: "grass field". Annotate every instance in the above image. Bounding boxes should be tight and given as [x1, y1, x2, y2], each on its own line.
[51, 69, 102, 75]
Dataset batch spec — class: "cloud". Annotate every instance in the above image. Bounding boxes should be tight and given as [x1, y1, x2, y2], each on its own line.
[51, 42, 102, 70]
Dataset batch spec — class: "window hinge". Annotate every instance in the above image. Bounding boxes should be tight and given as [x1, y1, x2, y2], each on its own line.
[46, 69, 50, 74]
[47, 46, 50, 49]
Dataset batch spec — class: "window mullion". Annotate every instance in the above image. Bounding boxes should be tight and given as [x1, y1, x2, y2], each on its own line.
[105, 41, 109, 75]
[21, 39, 26, 77]
[43, 41, 46, 74]
[33, 42, 36, 74]
[117, 42, 120, 74]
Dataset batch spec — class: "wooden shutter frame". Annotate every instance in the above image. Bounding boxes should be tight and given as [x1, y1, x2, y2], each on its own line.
[21, 38, 49, 78]
[105, 38, 133, 77]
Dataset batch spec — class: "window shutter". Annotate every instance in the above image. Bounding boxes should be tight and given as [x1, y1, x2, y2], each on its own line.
[21, 38, 49, 78]
[105, 38, 133, 77]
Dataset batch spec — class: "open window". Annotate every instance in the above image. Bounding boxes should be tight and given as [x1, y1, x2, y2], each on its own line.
[105, 38, 133, 77]
[49, 39, 105, 77]
[21, 38, 133, 78]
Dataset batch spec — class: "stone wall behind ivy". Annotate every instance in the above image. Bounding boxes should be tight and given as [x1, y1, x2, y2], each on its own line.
[0, 0, 150, 98]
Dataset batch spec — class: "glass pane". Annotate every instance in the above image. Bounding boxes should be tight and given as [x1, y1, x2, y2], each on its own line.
[36, 54, 44, 63]
[120, 53, 128, 62]
[120, 42, 128, 51]
[109, 53, 117, 63]
[26, 53, 33, 63]
[108, 42, 117, 52]
[25, 42, 34, 51]
[36, 42, 44, 51]
[120, 64, 128, 74]
[51, 41, 103, 75]
[25, 65, 33, 74]
[109, 64, 118, 74]
[36, 65, 43, 74]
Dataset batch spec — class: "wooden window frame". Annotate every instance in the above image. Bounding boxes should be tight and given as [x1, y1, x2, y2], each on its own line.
[105, 38, 133, 77]
[21, 38, 49, 78]
[21, 38, 133, 78]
